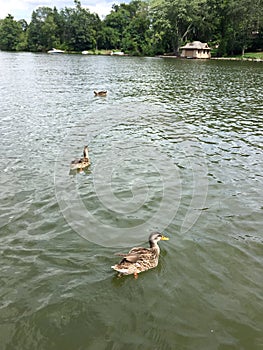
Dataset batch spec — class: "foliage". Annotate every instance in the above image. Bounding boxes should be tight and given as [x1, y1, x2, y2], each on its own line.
[60, 0, 100, 51]
[0, 0, 262, 56]
[0, 14, 25, 51]
[27, 7, 60, 52]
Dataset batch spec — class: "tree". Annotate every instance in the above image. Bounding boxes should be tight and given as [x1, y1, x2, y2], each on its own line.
[104, 3, 133, 49]
[16, 19, 29, 51]
[228, 0, 263, 55]
[60, 0, 100, 51]
[208, 0, 263, 56]
[98, 25, 119, 50]
[122, 0, 153, 55]
[27, 7, 60, 52]
[0, 14, 23, 51]
[150, 0, 209, 55]
[103, 0, 152, 54]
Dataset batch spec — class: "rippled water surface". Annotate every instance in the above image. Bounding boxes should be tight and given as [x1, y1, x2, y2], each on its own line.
[0, 52, 262, 350]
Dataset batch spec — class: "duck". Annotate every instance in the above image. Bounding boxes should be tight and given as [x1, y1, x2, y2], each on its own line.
[111, 232, 169, 278]
[94, 90, 107, 96]
[70, 146, 90, 170]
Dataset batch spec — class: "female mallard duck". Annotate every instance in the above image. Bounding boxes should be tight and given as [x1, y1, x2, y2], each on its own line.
[94, 90, 107, 96]
[70, 146, 90, 170]
[111, 232, 169, 278]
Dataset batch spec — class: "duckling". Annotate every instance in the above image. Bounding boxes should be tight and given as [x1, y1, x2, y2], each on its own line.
[70, 146, 90, 170]
[111, 232, 169, 278]
[94, 90, 107, 96]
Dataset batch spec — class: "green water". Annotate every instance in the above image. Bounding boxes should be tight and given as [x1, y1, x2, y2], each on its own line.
[0, 52, 262, 350]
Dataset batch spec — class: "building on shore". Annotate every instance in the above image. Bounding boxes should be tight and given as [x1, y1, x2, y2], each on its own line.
[180, 41, 211, 59]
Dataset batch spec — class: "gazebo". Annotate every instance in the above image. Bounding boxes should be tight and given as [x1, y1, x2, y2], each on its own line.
[180, 41, 211, 59]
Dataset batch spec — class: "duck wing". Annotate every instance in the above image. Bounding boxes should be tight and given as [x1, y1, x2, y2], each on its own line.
[114, 252, 140, 263]
[129, 247, 150, 254]
[114, 247, 151, 263]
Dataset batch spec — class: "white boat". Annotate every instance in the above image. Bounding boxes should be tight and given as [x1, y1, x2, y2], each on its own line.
[47, 48, 65, 54]
[82, 50, 89, 55]
[110, 51, 125, 56]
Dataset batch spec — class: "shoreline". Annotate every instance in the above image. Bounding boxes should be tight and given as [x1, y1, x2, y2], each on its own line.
[158, 55, 263, 62]
[211, 57, 263, 62]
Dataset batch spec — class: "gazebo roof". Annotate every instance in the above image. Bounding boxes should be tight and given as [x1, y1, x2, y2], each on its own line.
[180, 41, 211, 50]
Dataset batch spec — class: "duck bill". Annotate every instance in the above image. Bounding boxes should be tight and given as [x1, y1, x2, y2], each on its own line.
[161, 235, 169, 241]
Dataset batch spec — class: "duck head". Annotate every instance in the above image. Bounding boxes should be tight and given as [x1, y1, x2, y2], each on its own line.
[149, 232, 169, 247]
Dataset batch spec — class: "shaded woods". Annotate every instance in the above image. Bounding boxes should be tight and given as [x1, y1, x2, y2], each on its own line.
[0, 0, 262, 56]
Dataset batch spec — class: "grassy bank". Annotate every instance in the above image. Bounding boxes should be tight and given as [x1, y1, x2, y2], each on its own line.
[238, 52, 263, 60]
[211, 51, 263, 61]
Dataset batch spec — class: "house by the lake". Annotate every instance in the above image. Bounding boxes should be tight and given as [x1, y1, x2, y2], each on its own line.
[180, 41, 211, 59]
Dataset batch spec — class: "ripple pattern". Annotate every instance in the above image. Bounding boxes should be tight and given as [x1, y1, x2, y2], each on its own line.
[0, 52, 262, 350]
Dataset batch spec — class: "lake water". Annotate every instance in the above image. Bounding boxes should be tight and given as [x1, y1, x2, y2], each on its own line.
[0, 52, 262, 350]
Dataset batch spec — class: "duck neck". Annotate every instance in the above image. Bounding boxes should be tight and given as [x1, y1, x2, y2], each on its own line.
[83, 148, 89, 159]
[149, 240, 160, 254]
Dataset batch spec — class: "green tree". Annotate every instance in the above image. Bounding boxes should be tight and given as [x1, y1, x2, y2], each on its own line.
[210, 0, 263, 56]
[228, 0, 263, 55]
[60, 0, 100, 51]
[122, 0, 153, 55]
[150, 0, 209, 55]
[98, 25, 119, 50]
[104, 3, 132, 49]
[0, 14, 23, 51]
[16, 19, 29, 51]
[103, 0, 152, 54]
[27, 7, 60, 52]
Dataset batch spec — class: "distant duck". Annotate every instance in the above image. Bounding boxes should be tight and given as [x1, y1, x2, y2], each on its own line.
[70, 146, 90, 170]
[94, 90, 107, 97]
[111, 232, 169, 279]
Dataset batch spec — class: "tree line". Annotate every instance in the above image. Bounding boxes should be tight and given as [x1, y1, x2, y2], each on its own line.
[0, 0, 262, 56]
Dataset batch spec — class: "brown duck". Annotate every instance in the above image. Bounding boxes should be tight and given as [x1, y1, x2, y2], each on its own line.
[70, 146, 90, 170]
[111, 232, 169, 278]
[94, 90, 107, 96]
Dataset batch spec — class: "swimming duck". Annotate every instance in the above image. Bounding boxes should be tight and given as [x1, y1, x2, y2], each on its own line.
[111, 232, 169, 278]
[70, 146, 90, 170]
[94, 90, 107, 96]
